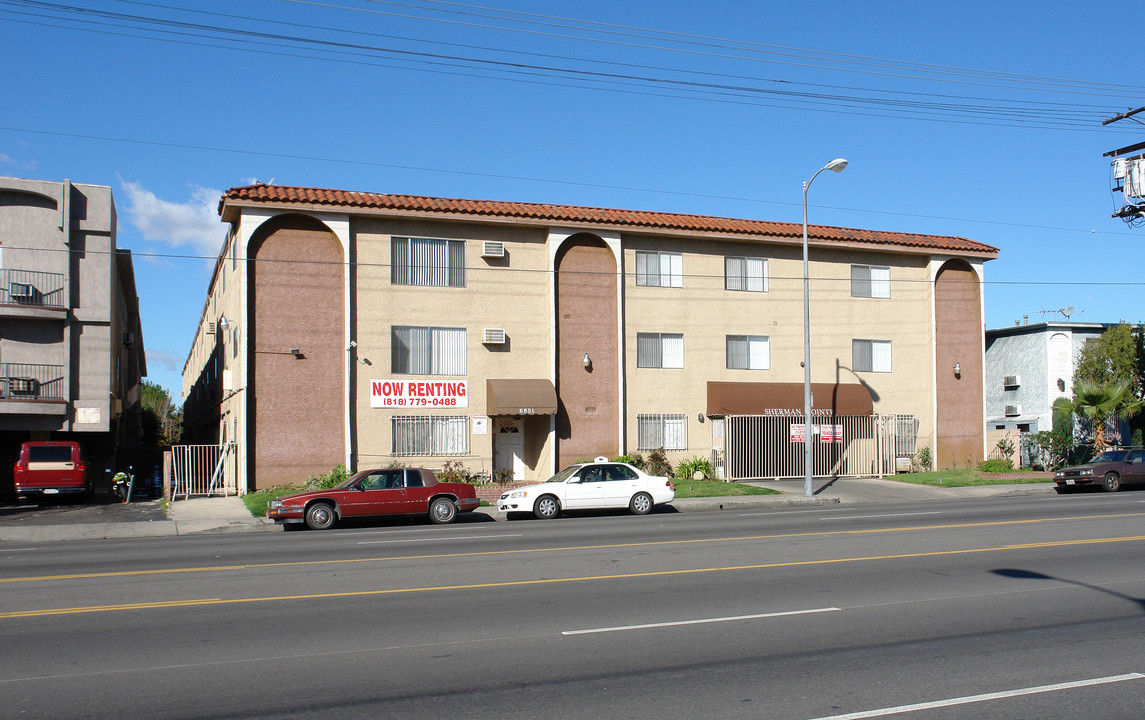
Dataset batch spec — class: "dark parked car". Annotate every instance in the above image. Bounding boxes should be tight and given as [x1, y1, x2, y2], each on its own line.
[266, 467, 480, 529]
[1054, 449, 1145, 492]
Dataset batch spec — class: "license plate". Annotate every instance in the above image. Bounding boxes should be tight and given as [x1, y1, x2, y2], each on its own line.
[1066, 479, 1075, 485]
[43, 488, 59, 494]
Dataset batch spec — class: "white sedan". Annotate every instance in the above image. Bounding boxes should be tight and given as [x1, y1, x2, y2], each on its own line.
[498, 460, 675, 519]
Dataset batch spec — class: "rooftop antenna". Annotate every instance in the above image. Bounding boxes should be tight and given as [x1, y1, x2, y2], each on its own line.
[1060, 306, 1075, 320]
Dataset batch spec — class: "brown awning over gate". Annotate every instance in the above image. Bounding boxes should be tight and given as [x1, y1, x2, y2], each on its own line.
[706, 381, 873, 417]
[486, 379, 558, 415]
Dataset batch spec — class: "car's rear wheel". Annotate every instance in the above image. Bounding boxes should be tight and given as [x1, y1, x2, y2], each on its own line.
[305, 502, 336, 530]
[629, 492, 653, 515]
[534, 495, 560, 519]
[429, 497, 458, 524]
[1103, 472, 1121, 492]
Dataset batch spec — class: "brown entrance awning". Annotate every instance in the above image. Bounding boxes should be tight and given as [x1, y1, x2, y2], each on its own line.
[706, 381, 873, 417]
[486, 379, 558, 415]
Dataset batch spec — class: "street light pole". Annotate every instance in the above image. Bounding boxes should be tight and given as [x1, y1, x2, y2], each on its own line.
[802, 158, 848, 497]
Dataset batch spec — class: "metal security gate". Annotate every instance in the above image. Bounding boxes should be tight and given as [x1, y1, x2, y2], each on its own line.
[719, 414, 906, 482]
[170, 443, 238, 498]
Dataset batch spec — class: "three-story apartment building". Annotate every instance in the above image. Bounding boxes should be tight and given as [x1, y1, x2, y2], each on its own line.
[185, 184, 997, 492]
[0, 177, 146, 498]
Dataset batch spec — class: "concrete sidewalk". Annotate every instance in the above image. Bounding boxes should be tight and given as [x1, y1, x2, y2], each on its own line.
[0, 496, 275, 543]
[0, 477, 1057, 543]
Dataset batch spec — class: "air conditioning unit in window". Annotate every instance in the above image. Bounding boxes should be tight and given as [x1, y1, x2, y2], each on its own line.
[1002, 375, 1020, 388]
[483, 328, 507, 344]
[482, 241, 506, 258]
[9, 282, 34, 304]
[1005, 404, 1021, 417]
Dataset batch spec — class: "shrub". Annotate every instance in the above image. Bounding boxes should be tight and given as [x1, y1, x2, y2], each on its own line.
[978, 458, 1014, 473]
[915, 447, 932, 472]
[674, 456, 715, 481]
[491, 468, 513, 485]
[436, 460, 472, 483]
[645, 448, 673, 478]
[613, 454, 645, 469]
[305, 464, 349, 490]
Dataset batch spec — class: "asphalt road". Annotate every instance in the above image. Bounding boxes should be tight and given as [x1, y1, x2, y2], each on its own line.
[3, 490, 1145, 719]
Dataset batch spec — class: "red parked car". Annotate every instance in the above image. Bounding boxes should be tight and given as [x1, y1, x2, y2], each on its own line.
[265, 467, 480, 530]
[13, 441, 90, 501]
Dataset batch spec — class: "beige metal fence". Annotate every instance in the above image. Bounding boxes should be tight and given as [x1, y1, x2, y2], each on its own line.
[170, 443, 238, 498]
[716, 414, 911, 482]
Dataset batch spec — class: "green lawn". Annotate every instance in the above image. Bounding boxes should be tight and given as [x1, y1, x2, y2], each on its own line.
[885, 468, 1054, 487]
[672, 479, 781, 498]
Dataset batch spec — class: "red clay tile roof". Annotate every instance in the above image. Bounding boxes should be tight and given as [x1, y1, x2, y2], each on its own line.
[220, 184, 998, 256]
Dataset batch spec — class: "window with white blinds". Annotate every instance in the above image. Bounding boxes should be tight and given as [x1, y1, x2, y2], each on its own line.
[852, 339, 892, 372]
[851, 265, 890, 298]
[725, 256, 768, 292]
[726, 335, 770, 370]
[392, 237, 466, 287]
[391, 326, 467, 375]
[392, 415, 470, 455]
[636, 332, 684, 368]
[635, 251, 683, 288]
[637, 414, 688, 450]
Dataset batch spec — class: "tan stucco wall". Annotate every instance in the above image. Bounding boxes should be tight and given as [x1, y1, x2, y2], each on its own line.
[350, 218, 554, 479]
[621, 237, 938, 464]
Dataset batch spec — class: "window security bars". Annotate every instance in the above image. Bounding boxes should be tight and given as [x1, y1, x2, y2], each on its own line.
[392, 415, 470, 456]
[637, 413, 688, 450]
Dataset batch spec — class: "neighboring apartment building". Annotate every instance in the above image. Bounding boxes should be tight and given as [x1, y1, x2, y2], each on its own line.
[0, 177, 147, 498]
[985, 321, 1119, 464]
[183, 184, 997, 492]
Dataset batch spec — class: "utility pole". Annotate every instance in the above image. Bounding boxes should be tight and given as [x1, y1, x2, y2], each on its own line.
[1103, 105, 1145, 225]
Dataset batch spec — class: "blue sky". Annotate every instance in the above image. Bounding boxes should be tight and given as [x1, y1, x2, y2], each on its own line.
[2, 0, 1142, 398]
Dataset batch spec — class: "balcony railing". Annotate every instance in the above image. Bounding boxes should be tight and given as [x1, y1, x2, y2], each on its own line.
[1, 269, 66, 308]
[0, 363, 64, 400]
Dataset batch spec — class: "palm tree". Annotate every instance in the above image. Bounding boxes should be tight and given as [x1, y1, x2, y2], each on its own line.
[1053, 380, 1145, 453]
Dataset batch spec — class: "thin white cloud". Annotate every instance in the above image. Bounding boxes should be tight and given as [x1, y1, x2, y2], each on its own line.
[0, 152, 37, 171]
[144, 349, 184, 373]
[120, 180, 224, 256]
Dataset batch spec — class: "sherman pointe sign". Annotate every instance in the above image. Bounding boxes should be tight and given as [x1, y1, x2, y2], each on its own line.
[371, 379, 469, 408]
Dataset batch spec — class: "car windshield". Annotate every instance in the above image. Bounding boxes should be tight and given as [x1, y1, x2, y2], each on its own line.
[335, 470, 375, 489]
[543, 465, 583, 483]
[1091, 451, 1128, 464]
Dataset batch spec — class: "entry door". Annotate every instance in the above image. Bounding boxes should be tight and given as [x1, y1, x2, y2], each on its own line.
[495, 425, 525, 481]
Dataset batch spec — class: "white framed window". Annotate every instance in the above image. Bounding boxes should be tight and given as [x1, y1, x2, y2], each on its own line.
[726, 335, 770, 370]
[725, 256, 767, 292]
[392, 415, 470, 455]
[636, 332, 684, 368]
[391, 326, 467, 375]
[637, 414, 688, 451]
[392, 236, 466, 287]
[635, 251, 683, 288]
[853, 339, 892, 372]
[851, 265, 890, 298]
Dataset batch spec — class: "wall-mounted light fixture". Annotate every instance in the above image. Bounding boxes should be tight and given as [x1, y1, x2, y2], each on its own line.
[697, 413, 705, 423]
[953, 362, 961, 377]
[291, 348, 302, 359]
[582, 353, 591, 368]
[218, 316, 229, 331]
